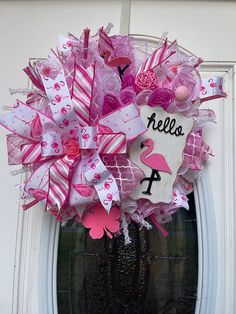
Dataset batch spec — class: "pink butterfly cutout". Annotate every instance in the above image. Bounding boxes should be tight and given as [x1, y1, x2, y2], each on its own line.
[81, 204, 120, 239]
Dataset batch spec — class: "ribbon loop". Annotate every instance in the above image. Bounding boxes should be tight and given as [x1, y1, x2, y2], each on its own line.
[84, 151, 120, 212]
[21, 143, 42, 164]
[79, 126, 98, 149]
[41, 133, 64, 157]
[99, 103, 147, 141]
[200, 76, 226, 102]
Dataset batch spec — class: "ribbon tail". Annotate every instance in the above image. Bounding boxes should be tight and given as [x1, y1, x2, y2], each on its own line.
[22, 199, 40, 210]
[47, 155, 78, 210]
[199, 76, 226, 102]
[150, 214, 169, 237]
[84, 151, 120, 212]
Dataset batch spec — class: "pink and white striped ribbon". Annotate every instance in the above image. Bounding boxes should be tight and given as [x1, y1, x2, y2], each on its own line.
[72, 63, 95, 126]
[47, 155, 78, 209]
[98, 28, 114, 55]
[98, 133, 127, 154]
[21, 143, 42, 164]
[137, 39, 176, 75]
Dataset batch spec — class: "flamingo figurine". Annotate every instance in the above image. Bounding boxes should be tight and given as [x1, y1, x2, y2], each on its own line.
[103, 50, 131, 80]
[140, 138, 172, 195]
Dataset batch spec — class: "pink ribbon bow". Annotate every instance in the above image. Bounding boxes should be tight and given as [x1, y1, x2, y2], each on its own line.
[1, 53, 145, 213]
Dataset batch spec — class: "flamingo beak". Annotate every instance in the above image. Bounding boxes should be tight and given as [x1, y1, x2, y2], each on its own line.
[140, 142, 144, 149]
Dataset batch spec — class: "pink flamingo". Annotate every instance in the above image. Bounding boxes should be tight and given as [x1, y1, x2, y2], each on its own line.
[102, 50, 131, 80]
[103, 51, 131, 68]
[140, 138, 172, 195]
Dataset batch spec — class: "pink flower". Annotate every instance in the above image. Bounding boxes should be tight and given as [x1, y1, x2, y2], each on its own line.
[82, 204, 120, 239]
[148, 88, 175, 110]
[64, 139, 80, 156]
[135, 70, 159, 91]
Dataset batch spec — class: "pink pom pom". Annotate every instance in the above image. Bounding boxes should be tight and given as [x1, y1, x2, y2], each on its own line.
[175, 86, 190, 101]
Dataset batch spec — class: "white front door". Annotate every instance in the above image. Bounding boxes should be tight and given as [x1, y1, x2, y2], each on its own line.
[0, 1, 235, 313]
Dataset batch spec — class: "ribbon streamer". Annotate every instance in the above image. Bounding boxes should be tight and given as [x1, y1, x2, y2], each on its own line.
[200, 77, 226, 102]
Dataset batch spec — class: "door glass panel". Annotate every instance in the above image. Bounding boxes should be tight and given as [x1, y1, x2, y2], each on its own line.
[57, 192, 198, 314]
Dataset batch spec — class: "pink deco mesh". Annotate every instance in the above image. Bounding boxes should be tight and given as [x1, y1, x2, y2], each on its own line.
[102, 155, 144, 198]
[183, 132, 211, 170]
[7, 134, 29, 165]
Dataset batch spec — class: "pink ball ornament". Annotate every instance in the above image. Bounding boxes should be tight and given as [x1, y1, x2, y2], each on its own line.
[175, 86, 190, 101]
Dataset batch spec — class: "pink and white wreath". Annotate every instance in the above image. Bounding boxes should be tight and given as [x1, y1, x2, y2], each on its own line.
[0, 25, 226, 242]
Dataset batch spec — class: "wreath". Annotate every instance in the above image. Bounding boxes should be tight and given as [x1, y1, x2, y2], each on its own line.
[0, 25, 226, 243]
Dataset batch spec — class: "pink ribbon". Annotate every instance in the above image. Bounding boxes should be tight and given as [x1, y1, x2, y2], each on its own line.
[83, 151, 120, 212]
[1, 57, 144, 212]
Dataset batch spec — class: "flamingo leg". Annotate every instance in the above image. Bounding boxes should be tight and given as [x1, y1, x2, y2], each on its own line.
[118, 64, 130, 80]
[140, 169, 161, 195]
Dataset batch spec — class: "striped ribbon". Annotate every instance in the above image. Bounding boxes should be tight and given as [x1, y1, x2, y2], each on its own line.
[72, 63, 95, 126]
[21, 143, 42, 164]
[137, 39, 176, 75]
[20, 131, 127, 166]
[98, 133, 127, 154]
[47, 155, 78, 209]
[98, 28, 114, 54]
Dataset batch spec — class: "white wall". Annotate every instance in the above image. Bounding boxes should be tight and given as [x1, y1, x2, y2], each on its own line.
[130, 0, 236, 60]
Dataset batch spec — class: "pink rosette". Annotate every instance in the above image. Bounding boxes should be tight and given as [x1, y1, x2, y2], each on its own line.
[64, 138, 80, 156]
[135, 70, 159, 92]
[147, 88, 175, 110]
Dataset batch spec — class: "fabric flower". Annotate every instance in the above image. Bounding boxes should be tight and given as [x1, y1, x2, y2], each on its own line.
[64, 139, 80, 156]
[147, 88, 175, 110]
